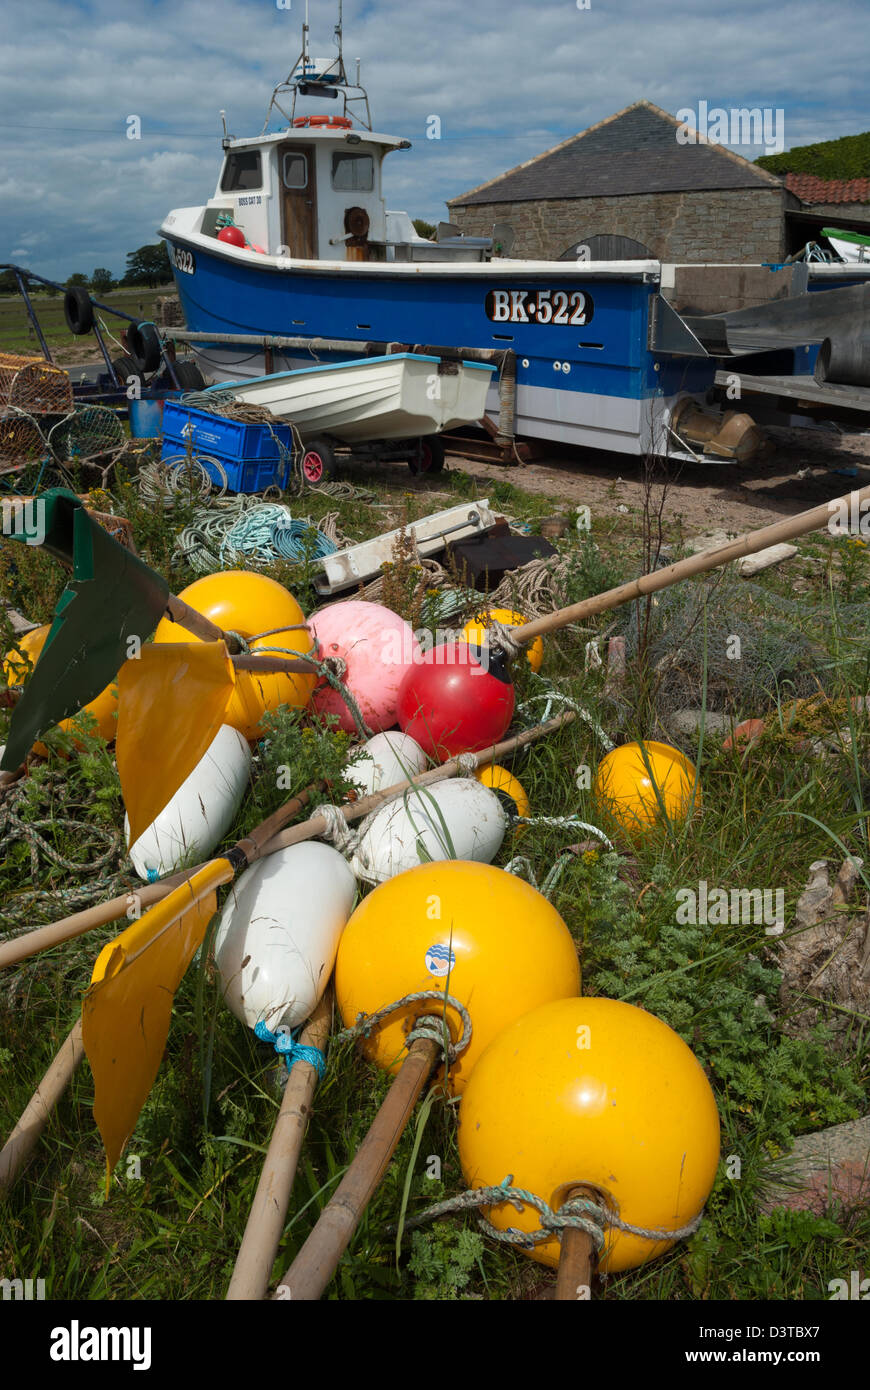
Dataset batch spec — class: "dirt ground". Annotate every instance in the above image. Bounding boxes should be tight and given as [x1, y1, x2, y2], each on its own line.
[442, 423, 870, 538]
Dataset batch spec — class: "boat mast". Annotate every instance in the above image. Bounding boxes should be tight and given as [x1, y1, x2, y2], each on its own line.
[261, 0, 372, 134]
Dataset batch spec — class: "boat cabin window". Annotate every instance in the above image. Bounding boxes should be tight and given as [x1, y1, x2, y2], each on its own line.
[220, 151, 262, 192]
[283, 153, 308, 189]
[331, 153, 374, 192]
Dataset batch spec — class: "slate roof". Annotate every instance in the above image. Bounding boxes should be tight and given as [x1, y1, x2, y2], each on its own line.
[448, 101, 783, 207]
[785, 173, 870, 205]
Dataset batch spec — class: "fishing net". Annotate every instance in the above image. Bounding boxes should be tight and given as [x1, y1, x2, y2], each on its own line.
[47, 405, 126, 485]
[0, 407, 49, 465]
[618, 570, 858, 713]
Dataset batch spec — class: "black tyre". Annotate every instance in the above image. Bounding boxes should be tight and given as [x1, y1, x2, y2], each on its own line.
[64, 286, 94, 336]
[110, 355, 141, 389]
[299, 437, 337, 485]
[407, 434, 446, 475]
[171, 360, 206, 390]
[127, 322, 162, 374]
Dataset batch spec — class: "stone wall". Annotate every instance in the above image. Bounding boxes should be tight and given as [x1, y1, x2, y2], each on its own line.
[448, 187, 787, 263]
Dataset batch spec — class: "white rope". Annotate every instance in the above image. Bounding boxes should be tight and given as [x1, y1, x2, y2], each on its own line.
[518, 688, 615, 753]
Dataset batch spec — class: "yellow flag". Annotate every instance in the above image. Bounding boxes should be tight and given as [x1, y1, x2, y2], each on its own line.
[117, 641, 236, 849]
[82, 860, 234, 1189]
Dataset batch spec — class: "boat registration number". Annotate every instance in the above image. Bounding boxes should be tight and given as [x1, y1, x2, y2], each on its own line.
[485, 288, 593, 326]
[170, 246, 196, 276]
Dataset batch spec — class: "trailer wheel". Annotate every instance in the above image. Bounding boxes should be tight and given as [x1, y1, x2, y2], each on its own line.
[299, 438, 336, 485]
[64, 287, 94, 336]
[111, 355, 141, 390]
[127, 322, 163, 375]
[172, 361, 206, 390]
[408, 435, 446, 475]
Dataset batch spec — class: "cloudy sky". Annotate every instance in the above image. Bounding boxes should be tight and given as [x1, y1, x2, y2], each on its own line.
[0, 0, 865, 282]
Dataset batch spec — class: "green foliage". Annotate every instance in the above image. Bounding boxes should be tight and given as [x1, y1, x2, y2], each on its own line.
[412, 218, 436, 240]
[407, 1225, 486, 1299]
[756, 129, 870, 182]
[122, 243, 172, 288]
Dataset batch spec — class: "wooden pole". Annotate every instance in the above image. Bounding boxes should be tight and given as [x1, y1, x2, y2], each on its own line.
[2, 712, 576, 970]
[274, 1036, 440, 1301]
[553, 1186, 598, 1301]
[0, 1018, 84, 1194]
[226, 993, 332, 1301]
[511, 484, 870, 646]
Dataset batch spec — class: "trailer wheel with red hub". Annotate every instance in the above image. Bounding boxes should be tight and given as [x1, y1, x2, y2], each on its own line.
[299, 438, 336, 485]
[407, 435, 446, 476]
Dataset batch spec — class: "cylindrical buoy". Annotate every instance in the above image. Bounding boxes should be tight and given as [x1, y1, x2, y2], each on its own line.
[308, 600, 421, 735]
[344, 731, 427, 797]
[594, 740, 698, 834]
[214, 841, 357, 1032]
[458, 997, 720, 1274]
[462, 607, 544, 672]
[153, 571, 315, 739]
[124, 724, 251, 880]
[3, 625, 118, 751]
[335, 860, 580, 1092]
[396, 642, 515, 760]
[349, 777, 507, 883]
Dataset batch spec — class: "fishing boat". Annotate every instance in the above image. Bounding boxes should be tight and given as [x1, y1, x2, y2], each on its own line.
[209, 352, 496, 443]
[159, 2, 869, 460]
[823, 227, 870, 265]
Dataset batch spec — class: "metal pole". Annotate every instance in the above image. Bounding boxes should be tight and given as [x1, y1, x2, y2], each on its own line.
[12, 269, 53, 362]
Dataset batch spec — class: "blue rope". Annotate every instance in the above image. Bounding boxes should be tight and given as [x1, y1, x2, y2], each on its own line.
[254, 1020, 326, 1081]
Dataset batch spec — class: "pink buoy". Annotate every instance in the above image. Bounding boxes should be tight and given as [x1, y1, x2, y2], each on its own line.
[309, 601, 422, 734]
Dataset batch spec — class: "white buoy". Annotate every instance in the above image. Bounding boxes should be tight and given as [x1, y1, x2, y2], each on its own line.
[125, 724, 251, 881]
[214, 842, 357, 1031]
[344, 731, 428, 797]
[350, 777, 508, 884]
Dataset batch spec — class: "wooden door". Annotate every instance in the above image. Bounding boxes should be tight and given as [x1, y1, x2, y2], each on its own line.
[279, 146, 316, 259]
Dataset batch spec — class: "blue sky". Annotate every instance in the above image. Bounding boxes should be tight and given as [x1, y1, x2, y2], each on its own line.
[0, 0, 866, 282]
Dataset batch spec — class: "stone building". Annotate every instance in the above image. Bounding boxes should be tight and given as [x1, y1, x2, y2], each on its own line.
[447, 101, 793, 263]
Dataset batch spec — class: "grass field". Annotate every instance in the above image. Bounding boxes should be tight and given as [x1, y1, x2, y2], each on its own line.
[0, 456, 868, 1302]
[0, 286, 170, 362]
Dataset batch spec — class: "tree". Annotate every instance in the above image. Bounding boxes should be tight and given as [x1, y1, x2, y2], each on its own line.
[412, 218, 436, 240]
[66, 272, 88, 287]
[122, 243, 172, 287]
[91, 268, 115, 296]
[0, 269, 19, 294]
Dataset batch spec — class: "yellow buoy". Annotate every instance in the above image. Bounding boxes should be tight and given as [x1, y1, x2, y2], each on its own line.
[594, 740, 698, 834]
[462, 607, 543, 673]
[473, 764, 530, 823]
[458, 996, 720, 1272]
[153, 570, 316, 739]
[2, 625, 118, 750]
[334, 860, 580, 1093]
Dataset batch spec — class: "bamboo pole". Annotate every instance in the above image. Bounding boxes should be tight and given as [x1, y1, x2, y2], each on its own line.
[510, 484, 870, 646]
[0, 1018, 84, 1194]
[227, 992, 333, 1301]
[1, 712, 575, 970]
[274, 1036, 440, 1301]
[553, 1186, 598, 1301]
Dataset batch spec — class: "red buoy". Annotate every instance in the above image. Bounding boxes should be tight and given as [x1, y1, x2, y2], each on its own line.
[217, 225, 247, 247]
[396, 642, 515, 760]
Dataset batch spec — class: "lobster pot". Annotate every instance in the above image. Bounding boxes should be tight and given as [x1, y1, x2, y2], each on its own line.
[350, 777, 508, 883]
[0, 354, 73, 415]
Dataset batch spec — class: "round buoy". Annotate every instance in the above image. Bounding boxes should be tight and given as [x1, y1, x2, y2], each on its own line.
[335, 860, 580, 1092]
[594, 740, 697, 834]
[215, 842, 357, 1031]
[344, 731, 427, 797]
[124, 723, 251, 880]
[462, 607, 544, 673]
[153, 571, 315, 740]
[217, 225, 247, 247]
[473, 763, 530, 822]
[350, 777, 507, 883]
[2, 625, 118, 751]
[458, 997, 720, 1272]
[308, 600, 421, 734]
[396, 642, 515, 760]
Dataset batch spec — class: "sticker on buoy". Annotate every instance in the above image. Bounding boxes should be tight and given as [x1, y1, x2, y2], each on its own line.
[424, 943, 456, 978]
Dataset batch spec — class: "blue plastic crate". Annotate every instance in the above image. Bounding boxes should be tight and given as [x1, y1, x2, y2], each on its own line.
[162, 401, 294, 462]
[160, 439, 288, 494]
